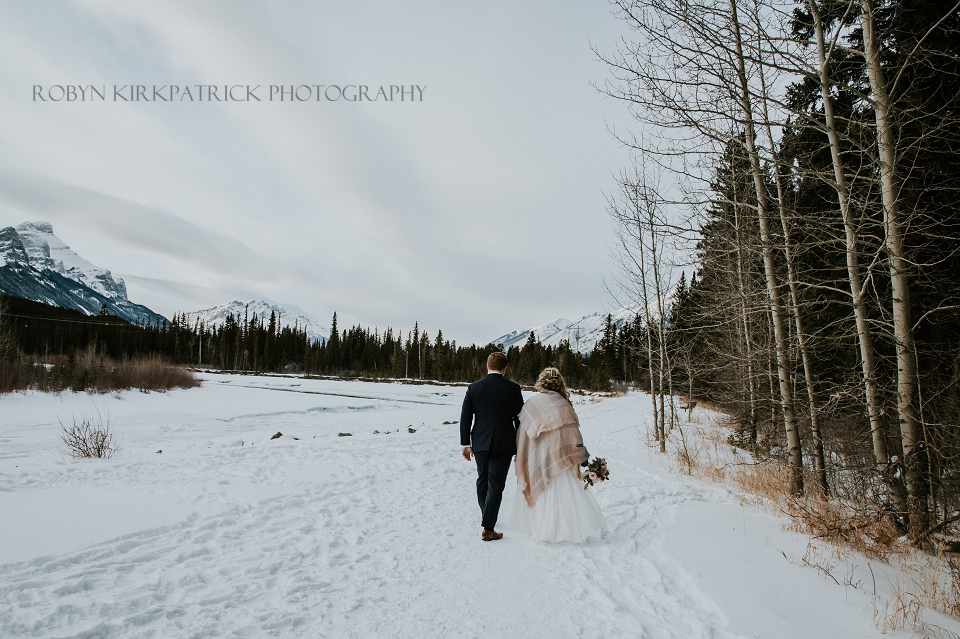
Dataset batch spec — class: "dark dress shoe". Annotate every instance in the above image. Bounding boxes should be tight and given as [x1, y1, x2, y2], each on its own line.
[481, 529, 503, 541]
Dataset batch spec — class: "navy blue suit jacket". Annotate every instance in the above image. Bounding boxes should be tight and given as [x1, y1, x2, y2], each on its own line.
[460, 373, 524, 454]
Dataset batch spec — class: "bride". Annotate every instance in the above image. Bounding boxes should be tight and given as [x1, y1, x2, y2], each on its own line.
[509, 367, 606, 543]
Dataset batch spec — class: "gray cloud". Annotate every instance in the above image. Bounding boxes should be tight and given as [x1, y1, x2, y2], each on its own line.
[120, 274, 233, 306]
[0, 172, 270, 279]
[0, 1, 634, 343]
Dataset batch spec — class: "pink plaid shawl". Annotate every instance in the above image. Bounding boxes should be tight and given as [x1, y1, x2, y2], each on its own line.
[514, 391, 589, 507]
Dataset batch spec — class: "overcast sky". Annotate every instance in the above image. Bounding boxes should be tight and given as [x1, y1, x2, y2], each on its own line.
[0, 0, 635, 344]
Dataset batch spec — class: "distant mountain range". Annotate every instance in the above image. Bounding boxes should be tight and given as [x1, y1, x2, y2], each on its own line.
[1, 220, 639, 354]
[184, 300, 329, 344]
[0, 221, 167, 325]
[0, 222, 329, 342]
[491, 307, 639, 354]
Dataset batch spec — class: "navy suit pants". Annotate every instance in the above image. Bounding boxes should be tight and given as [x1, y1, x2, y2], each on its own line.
[474, 451, 513, 530]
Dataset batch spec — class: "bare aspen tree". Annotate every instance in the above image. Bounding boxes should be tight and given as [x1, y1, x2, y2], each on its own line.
[728, 0, 804, 494]
[600, 0, 960, 543]
[647, 183, 671, 451]
[753, 13, 828, 493]
[599, 0, 805, 489]
[731, 162, 760, 446]
[860, 0, 928, 536]
[610, 162, 667, 449]
[798, 0, 904, 506]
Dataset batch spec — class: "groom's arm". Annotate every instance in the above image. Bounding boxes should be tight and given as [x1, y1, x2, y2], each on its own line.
[512, 385, 524, 429]
[460, 387, 474, 447]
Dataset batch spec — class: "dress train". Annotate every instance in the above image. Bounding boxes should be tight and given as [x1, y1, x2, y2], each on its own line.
[508, 466, 605, 543]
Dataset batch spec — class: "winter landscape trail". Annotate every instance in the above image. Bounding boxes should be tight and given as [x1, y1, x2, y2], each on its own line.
[0, 375, 938, 638]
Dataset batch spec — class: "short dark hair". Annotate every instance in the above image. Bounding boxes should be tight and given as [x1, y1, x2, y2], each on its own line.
[486, 352, 508, 371]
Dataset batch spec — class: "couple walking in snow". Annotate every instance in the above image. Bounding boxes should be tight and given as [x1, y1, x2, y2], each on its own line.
[459, 352, 605, 543]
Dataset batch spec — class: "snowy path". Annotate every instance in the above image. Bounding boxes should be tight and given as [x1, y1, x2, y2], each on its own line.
[0, 375, 932, 638]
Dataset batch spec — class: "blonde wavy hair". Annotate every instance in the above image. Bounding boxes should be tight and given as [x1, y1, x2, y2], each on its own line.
[535, 367, 570, 402]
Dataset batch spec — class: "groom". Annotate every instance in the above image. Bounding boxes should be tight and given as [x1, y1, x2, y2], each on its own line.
[460, 352, 524, 541]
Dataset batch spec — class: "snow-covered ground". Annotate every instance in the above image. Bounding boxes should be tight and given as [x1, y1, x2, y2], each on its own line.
[1, 374, 955, 638]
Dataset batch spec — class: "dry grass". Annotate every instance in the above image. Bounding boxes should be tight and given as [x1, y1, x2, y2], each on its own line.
[781, 495, 901, 559]
[776, 537, 960, 637]
[669, 418, 740, 484]
[666, 414, 960, 634]
[107, 355, 201, 392]
[730, 461, 793, 505]
[870, 552, 960, 637]
[0, 345, 200, 394]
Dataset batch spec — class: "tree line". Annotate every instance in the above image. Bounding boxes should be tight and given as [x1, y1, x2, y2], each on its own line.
[2, 295, 665, 391]
[179, 309, 659, 390]
[598, 0, 960, 543]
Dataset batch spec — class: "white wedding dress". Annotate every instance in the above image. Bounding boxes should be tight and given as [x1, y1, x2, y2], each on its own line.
[509, 466, 606, 543]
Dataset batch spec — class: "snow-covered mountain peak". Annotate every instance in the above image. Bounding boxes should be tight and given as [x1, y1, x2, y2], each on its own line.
[0, 226, 30, 268]
[184, 300, 329, 344]
[0, 223, 165, 325]
[491, 307, 639, 353]
[15, 221, 127, 299]
[491, 318, 573, 350]
[18, 221, 54, 235]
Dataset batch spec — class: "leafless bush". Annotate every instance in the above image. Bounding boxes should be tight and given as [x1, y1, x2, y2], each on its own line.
[59, 408, 119, 459]
[0, 345, 201, 395]
[0, 299, 16, 364]
[108, 355, 201, 392]
[666, 420, 736, 484]
[780, 489, 900, 559]
[0, 362, 33, 394]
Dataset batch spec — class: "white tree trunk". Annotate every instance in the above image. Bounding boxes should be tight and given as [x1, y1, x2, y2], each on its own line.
[861, 0, 927, 536]
[733, 181, 759, 447]
[729, 0, 803, 494]
[756, 33, 828, 494]
[808, 0, 901, 504]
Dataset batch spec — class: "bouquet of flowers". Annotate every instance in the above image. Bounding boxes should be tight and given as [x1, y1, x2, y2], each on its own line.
[580, 457, 610, 489]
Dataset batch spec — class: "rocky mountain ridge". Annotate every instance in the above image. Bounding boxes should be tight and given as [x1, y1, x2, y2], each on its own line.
[184, 300, 328, 344]
[0, 222, 166, 325]
[491, 307, 639, 354]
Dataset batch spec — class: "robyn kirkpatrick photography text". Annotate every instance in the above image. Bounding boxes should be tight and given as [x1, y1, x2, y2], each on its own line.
[31, 84, 426, 103]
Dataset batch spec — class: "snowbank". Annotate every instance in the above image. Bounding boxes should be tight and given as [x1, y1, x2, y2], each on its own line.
[0, 374, 948, 638]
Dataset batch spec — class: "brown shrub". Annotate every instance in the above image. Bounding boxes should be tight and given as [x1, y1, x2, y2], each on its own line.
[106, 355, 201, 392]
[0, 361, 38, 394]
[779, 493, 901, 559]
[669, 421, 735, 484]
[0, 345, 200, 395]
